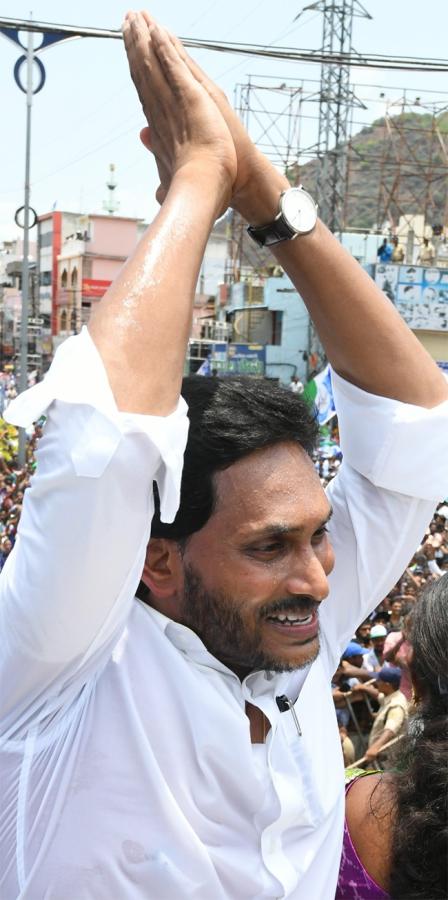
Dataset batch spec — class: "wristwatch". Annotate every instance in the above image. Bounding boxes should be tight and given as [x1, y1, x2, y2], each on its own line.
[247, 186, 318, 248]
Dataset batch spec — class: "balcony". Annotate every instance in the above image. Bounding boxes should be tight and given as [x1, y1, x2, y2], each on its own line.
[199, 321, 231, 341]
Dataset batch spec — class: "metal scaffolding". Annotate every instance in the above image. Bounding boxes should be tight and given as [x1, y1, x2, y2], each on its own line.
[301, 1, 371, 232]
[373, 98, 448, 234]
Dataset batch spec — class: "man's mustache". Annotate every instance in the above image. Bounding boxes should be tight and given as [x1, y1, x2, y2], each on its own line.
[258, 596, 319, 619]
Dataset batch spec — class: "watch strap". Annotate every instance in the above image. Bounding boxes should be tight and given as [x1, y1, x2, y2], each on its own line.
[247, 214, 297, 249]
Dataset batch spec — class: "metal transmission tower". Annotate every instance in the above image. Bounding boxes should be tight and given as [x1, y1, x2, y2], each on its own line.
[226, 78, 307, 284]
[299, 1, 371, 232]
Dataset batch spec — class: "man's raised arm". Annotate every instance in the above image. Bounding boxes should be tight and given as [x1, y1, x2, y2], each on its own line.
[150, 22, 447, 410]
[0, 17, 235, 736]
[89, 14, 236, 414]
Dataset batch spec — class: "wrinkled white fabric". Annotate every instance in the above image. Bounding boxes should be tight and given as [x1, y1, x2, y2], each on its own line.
[1, 329, 447, 900]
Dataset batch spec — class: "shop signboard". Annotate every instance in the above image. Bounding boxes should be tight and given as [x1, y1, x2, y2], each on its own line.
[82, 278, 111, 299]
[209, 342, 265, 376]
[225, 343, 265, 375]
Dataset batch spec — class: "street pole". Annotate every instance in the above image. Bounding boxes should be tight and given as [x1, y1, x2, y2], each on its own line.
[17, 26, 34, 467]
[1, 18, 73, 467]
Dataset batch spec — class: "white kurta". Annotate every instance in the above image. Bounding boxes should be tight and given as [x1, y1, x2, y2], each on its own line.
[1, 329, 447, 900]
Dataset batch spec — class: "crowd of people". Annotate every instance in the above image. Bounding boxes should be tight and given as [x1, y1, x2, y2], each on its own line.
[314, 423, 448, 768]
[0, 415, 41, 572]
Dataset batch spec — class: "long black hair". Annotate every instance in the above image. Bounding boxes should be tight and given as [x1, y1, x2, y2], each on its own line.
[389, 573, 448, 899]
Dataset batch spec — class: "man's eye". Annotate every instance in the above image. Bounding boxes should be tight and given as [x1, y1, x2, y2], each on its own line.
[250, 542, 283, 553]
[313, 525, 329, 540]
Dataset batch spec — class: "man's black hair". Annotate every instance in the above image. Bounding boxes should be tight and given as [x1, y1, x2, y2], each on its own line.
[151, 374, 319, 542]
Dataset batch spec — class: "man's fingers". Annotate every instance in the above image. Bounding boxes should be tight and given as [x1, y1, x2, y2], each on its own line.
[167, 29, 229, 109]
[140, 10, 156, 29]
[167, 31, 207, 84]
[123, 11, 146, 59]
[150, 24, 196, 95]
[141, 13, 205, 90]
[139, 13, 229, 108]
[123, 13, 169, 128]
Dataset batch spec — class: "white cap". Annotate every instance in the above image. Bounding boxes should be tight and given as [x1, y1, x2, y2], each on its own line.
[370, 624, 387, 638]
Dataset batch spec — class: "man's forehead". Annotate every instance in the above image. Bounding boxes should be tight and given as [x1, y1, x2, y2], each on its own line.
[214, 443, 323, 500]
[211, 443, 330, 535]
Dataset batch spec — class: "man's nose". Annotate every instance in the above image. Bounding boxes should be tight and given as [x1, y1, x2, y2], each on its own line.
[283, 548, 331, 603]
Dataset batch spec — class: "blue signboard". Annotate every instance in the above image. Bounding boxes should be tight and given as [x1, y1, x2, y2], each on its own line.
[211, 343, 265, 376]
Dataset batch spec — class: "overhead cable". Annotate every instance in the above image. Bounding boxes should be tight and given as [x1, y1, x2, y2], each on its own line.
[1, 15, 448, 73]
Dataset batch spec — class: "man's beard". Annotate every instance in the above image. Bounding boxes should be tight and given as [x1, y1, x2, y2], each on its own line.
[180, 562, 320, 674]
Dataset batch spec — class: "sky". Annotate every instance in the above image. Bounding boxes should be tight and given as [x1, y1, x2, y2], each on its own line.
[0, 0, 447, 240]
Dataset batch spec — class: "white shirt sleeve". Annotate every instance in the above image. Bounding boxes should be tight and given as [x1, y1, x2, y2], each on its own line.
[319, 369, 448, 673]
[0, 329, 189, 740]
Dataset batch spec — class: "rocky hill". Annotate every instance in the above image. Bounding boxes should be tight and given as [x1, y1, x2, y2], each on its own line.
[297, 111, 448, 230]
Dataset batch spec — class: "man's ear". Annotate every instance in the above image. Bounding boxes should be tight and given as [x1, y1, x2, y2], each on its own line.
[141, 538, 183, 599]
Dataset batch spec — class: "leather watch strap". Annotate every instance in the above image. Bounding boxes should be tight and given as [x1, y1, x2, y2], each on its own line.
[247, 215, 297, 248]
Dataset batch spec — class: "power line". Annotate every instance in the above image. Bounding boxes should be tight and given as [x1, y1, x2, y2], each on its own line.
[185, 0, 222, 31]
[1, 15, 448, 72]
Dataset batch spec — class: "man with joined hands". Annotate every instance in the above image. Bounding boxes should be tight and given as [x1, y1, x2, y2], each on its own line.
[1, 12, 447, 899]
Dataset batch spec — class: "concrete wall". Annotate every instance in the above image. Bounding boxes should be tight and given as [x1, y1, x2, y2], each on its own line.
[89, 216, 139, 258]
[91, 257, 123, 281]
[199, 233, 227, 295]
[264, 275, 309, 385]
[414, 330, 448, 362]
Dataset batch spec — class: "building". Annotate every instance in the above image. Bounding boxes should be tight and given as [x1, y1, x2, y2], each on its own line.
[198, 215, 228, 296]
[224, 276, 308, 383]
[217, 262, 447, 382]
[193, 273, 308, 384]
[0, 238, 37, 372]
[37, 211, 146, 355]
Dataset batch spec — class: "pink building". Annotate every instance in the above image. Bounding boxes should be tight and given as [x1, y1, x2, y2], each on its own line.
[37, 211, 145, 348]
[54, 214, 145, 342]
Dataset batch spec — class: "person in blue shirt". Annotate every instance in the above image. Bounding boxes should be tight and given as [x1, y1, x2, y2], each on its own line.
[377, 238, 393, 262]
[376, 238, 392, 262]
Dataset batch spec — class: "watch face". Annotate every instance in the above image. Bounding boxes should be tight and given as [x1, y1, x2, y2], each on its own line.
[281, 188, 317, 234]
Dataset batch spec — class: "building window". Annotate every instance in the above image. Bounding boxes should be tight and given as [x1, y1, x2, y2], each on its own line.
[61, 269, 68, 288]
[39, 230, 53, 248]
[40, 271, 51, 286]
[271, 310, 283, 346]
[71, 266, 78, 288]
[60, 309, 67, 332]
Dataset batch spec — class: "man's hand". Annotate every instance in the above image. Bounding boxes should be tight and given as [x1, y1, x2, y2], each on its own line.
[363, 746, 379, 763]
[364, 728, 396, 763]
[89, 14, 238, 415]
[138, 11, 271, 216]
[350, 683, 379, 701]
[123, 12, 237, 213]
